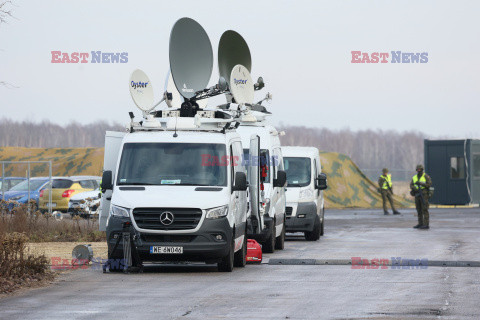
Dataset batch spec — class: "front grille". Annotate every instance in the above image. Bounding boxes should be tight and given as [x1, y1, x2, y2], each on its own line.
[286, 207, 293, 216]
[132, 208, 202, 231]
[141, 234, 196, 243]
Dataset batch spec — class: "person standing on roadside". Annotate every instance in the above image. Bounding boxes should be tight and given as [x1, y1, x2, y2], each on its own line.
[410, 164, 432, 229]
[378, 168, 401, 215]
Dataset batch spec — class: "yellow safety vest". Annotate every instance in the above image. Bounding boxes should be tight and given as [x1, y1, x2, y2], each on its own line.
[380, 174, 392, 190]
[412, 173, 426, 190]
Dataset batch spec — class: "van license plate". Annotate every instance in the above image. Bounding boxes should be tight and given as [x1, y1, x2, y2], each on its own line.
[150, 246, 183, 254]
[47, 203, 56, 208]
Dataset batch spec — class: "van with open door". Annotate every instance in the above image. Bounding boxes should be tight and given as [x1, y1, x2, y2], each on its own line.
[282, 146, 327, 241]
[237, 122, 287, 253]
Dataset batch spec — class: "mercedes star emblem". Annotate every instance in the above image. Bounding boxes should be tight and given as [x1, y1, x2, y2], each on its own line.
[160, 211, 174, 225]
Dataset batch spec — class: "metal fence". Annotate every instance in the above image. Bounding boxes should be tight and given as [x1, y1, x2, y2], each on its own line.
[1, 161, 53, 214]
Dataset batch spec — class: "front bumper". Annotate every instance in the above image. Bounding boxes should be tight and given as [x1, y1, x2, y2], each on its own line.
[106, 215, 233, 263]
[285, 202, 317, 233]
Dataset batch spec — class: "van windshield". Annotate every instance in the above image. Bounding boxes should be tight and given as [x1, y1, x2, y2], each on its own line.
[117, 143, 227, 186]
[284, 157, 311, 187]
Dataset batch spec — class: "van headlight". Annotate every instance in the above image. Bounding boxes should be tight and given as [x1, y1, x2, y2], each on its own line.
[110, 205, 130, 217]
[206, 205, 228, 219]
[299, 188, 314, 201]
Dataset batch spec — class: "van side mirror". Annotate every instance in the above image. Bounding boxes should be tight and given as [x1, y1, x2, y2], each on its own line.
[232, 172, 248, 192]
[316, 173, 328, 190]
[273, 170, 287, 188]
[101, 170, 113, 192]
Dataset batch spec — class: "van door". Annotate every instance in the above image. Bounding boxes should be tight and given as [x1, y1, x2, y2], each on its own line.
[272, 148, 286, 233]
[249, 135, 263, 233]
[99, 131, 125, 231]
[231, 141, 247, 248]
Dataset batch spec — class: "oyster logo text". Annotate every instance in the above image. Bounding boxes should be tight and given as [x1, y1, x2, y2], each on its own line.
[51, 51, 128, 63]
[131, 81, 149, 89]
[351, 51, 428, 63]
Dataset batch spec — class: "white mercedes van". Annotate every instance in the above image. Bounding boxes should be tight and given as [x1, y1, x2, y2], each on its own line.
[100, 117, 250, 272]
[282, 146, 327, 241]
[237, 121, 287, 253]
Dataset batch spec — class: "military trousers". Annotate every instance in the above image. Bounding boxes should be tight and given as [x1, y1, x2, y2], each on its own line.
[415, 190, 430, 226]
[381, 190, 396, 213]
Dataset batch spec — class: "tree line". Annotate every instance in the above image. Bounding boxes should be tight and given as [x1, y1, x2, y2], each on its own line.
[279, 126, 425, 178]
[0, 119, 425, 178]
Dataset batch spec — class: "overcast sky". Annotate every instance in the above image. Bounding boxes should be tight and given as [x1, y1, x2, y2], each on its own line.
[0, 0, 479, 137]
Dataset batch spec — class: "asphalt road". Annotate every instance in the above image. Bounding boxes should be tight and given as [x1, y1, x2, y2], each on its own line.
[1, 208, 479, 319]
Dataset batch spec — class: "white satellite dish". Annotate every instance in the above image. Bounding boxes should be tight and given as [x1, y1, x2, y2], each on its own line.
[230, 64, 254, 105]
[129, 69, 154, 113]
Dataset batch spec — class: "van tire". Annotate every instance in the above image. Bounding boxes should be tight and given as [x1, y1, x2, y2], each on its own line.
[305, 216, 321, 241]
[262, 222, 276, 253]
[234, 230, 247, 268]
[275, 220, 285, 250]
[218, 234, 235, 272]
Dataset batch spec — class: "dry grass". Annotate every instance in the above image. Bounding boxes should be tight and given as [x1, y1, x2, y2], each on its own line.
[0, 232, 54, 294]
[0, 200, 106, 243]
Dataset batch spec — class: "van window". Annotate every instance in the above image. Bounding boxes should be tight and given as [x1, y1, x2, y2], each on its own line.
[284, 157, 311, 187]
[117, 143, 227, 186]
[243, 149, 271, 183]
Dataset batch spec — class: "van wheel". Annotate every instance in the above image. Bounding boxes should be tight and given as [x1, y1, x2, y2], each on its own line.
[275, 220, 285, 250]
[262, 222, 276, 253]
[305, 216, 321, 241]
[218, 234, 234, 272]
[234, 231, 247, 268]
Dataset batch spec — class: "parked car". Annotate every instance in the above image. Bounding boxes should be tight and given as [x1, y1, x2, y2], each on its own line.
[1, 177, 49, 208]
[0, 177, 27, 194]
[39, 176, 101, 212]
[68, 188, 101, 218]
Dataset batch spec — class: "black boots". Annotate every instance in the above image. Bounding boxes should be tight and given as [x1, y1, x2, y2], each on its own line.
[413, 224, 422, 228]
[393, 211, 401, 215]
[419, 225, 430, 229]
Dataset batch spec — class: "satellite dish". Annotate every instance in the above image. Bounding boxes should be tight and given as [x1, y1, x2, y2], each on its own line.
[164, 72, 183, 108]
[129, 69, 154, 112]
[72, 244, 94, 263]
[169, 17, 213, 99]
[230, 64, 254, 105]
[218, 30, 252, 86]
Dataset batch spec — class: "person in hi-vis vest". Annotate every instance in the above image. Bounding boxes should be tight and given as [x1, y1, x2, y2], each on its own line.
[410, 164, 432, 229]
[378, 168, 400, 215]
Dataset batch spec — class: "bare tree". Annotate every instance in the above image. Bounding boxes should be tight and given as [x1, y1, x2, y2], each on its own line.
[1, 1, 17, 88]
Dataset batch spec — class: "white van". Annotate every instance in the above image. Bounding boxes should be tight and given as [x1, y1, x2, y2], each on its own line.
[282, 146, 327, 241]
[237, 122, 287, 253]
[100, 118, 251, 272]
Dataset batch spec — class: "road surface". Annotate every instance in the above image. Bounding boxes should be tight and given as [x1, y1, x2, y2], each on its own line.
[1, 208, 479, 319]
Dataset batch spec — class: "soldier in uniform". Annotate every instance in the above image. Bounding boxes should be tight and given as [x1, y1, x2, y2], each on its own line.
[410, 164, 432, 229]
[378, 168, 400, 215]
